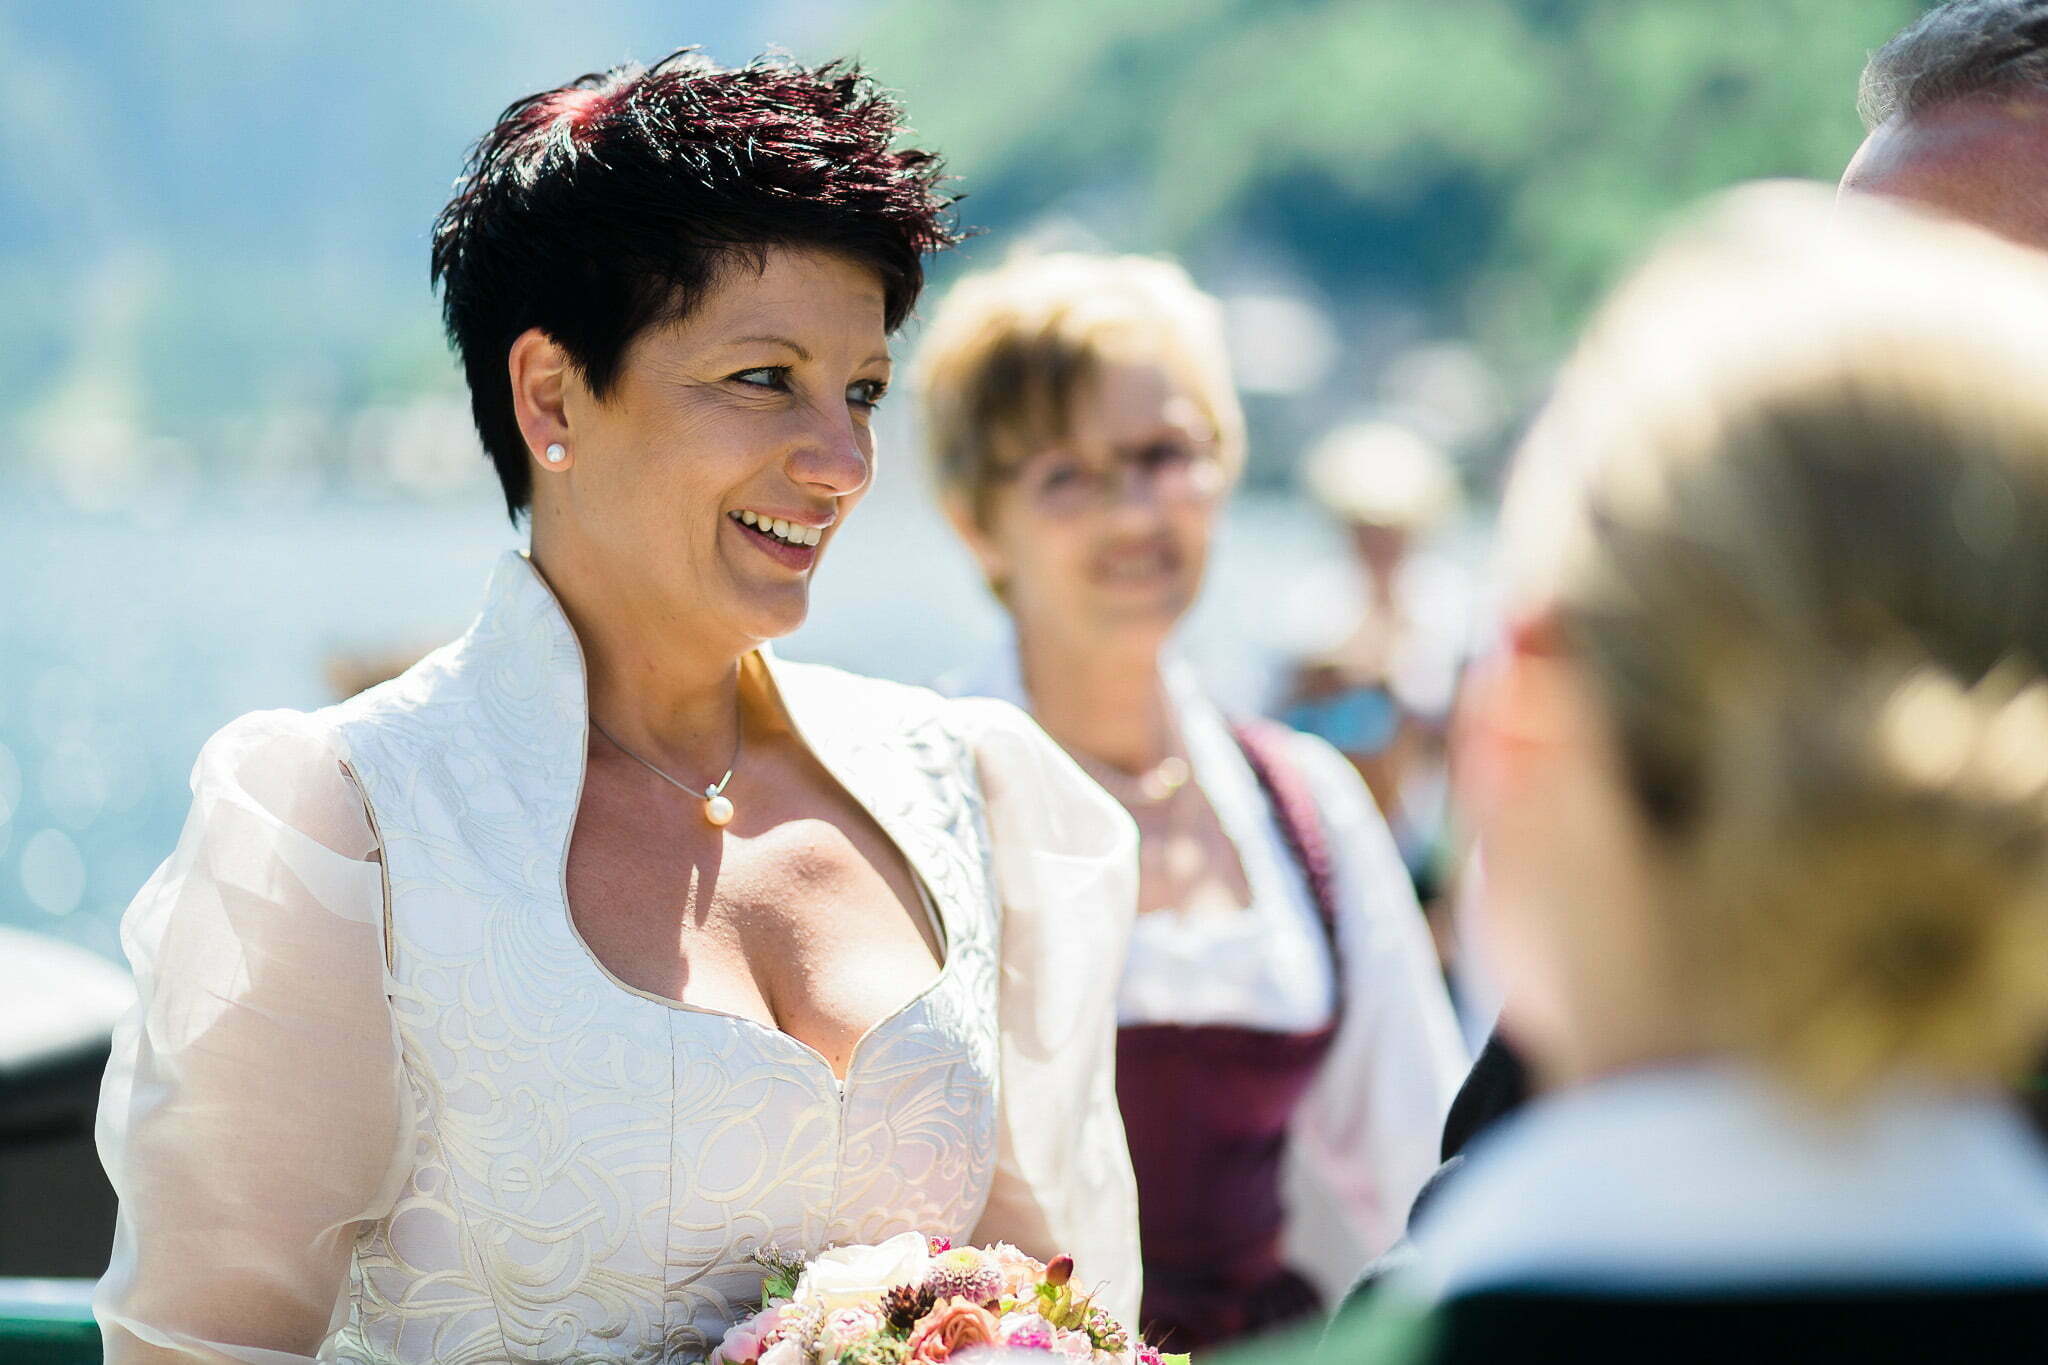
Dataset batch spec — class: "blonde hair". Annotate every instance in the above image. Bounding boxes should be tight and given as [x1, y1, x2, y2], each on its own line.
[915, 251, 1245, 527]
[1505, 182, 2048, 1104]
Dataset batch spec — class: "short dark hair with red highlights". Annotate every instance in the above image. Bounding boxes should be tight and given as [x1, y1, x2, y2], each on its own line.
[431, 50, 961, 519]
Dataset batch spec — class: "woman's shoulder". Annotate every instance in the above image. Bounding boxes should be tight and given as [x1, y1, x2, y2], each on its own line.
[188, 708, 378, 862]
[1235, 717, 1400, 869]
[1252, 718, 1386, 823]
[193, 706, 345, 789]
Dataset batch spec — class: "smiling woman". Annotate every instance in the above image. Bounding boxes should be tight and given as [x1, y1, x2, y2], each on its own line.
[92, 52, 1144, 1364]
[920, 253, 1467, 1352]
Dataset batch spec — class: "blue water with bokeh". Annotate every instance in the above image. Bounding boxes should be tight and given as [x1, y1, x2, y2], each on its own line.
[1, 471, 1353, 969]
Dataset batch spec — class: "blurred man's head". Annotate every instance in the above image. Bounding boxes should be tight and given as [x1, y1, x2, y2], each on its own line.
[1843, 1, 2048, 252]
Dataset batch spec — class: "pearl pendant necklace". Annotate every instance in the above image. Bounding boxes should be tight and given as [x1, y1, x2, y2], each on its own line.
[590, 716, 741, 828]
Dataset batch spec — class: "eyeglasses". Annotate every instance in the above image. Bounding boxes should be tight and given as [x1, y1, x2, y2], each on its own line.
[1007, 437, 1228, 518]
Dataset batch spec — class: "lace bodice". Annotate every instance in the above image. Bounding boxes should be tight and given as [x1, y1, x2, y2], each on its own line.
[96, 553, 1142, 1363]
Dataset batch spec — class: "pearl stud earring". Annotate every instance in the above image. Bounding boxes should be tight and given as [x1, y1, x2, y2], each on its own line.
[544, 443, 567, 464]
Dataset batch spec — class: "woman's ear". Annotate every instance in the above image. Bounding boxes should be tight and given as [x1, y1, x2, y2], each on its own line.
[1454, 611, 1582, 827]
[508, 327, 576, 474]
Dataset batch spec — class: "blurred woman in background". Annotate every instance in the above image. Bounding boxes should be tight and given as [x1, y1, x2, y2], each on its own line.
[1316, 186, 2048, 1361]
[920, 252, 1467, 1352]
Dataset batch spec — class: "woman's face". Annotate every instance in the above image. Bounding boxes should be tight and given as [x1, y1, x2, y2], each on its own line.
[973, 360, 1229, 655]
[539, 247, 892, 653]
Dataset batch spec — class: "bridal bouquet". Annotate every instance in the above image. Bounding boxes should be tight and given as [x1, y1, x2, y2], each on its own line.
[706, 1233, 1182, 1365]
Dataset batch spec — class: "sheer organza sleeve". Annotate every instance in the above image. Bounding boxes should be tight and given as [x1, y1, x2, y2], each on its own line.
[956, 698, 1144, 1327]
[95, 710, 411, 1363]
[1279, 732, 1468, 1298]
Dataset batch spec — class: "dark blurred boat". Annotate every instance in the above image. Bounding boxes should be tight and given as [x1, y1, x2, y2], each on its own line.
[0, 927, 132, 1279]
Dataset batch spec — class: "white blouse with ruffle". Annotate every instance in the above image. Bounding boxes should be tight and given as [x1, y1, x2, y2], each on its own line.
[951, 646, 1469, 1301]
[95, 552, 1142, 1363]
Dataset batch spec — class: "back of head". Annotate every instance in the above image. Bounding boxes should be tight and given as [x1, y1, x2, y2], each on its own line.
[1504, 183, 2048, 1104]
[1860, 0, 2048, 129]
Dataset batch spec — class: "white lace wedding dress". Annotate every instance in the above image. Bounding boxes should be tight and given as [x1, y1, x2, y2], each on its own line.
[94, 552, 1142, 1363]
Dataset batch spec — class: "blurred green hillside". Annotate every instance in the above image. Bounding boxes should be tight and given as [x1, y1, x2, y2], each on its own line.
[1, 0, 786, 494]
[4, 1, 1937, 486]
[856, 0, 1932, 466]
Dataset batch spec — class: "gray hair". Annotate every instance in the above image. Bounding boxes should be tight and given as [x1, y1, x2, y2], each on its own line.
[1860, 1, 2048, 129]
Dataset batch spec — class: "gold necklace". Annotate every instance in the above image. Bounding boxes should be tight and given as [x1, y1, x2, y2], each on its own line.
[590, 715, 741, 828]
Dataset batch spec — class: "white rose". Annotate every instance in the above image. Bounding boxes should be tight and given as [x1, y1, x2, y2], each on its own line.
[759, 1338, 805, 1365]
[793, 1232, 932, 1314]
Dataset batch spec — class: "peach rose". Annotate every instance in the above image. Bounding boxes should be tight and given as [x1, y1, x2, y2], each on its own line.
[984, 1243, 1049, 1298]
[907, 1298, 1002, 1363]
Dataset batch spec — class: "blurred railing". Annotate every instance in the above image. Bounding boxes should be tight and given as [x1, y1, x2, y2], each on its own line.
[0, 1277, 98, 1360]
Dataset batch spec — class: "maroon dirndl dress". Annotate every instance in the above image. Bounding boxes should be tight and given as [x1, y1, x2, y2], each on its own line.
[1115, 720, 1346, 1353]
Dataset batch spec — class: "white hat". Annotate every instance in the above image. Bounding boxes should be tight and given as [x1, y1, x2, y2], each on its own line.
[1302, 420, 1458, 530]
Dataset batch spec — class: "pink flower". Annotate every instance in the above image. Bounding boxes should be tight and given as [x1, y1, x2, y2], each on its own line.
[710, 1307, 781, 1365]
[928, 1235, 954, 1254]
[1052, 1329, 1096, 1362]
[997, 1311, 1057, 1351]
[983, 1243, 1049, 1298]
[821, 1306, 884, 1355]
[907, 1298, 1002, 1363]
[1136, 1347, 1163, 1365]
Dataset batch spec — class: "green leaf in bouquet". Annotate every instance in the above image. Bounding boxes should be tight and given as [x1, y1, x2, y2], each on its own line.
[750, 1247, 808, 1307]
[1033, 1281, 1092, 1331]
[1160, 1353, 1192, 1365]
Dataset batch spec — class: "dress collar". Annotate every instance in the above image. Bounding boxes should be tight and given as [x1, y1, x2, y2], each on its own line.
[1405, 1060, 2048, 1299]
[467, 550, 956, 923]
[472, 546, 825, 755]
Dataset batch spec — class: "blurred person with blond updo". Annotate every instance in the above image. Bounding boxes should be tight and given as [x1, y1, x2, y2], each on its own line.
[919, 253, 1468, 1353]
[1296, 187, 2048, 1364]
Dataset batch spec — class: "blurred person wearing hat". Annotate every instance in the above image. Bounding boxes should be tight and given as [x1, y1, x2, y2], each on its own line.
[1282, 423, 1468, 918]
[920, 252, 1468, 1353]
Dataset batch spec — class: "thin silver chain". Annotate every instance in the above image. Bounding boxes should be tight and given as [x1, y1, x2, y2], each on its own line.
[589, 716, 739, 801]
